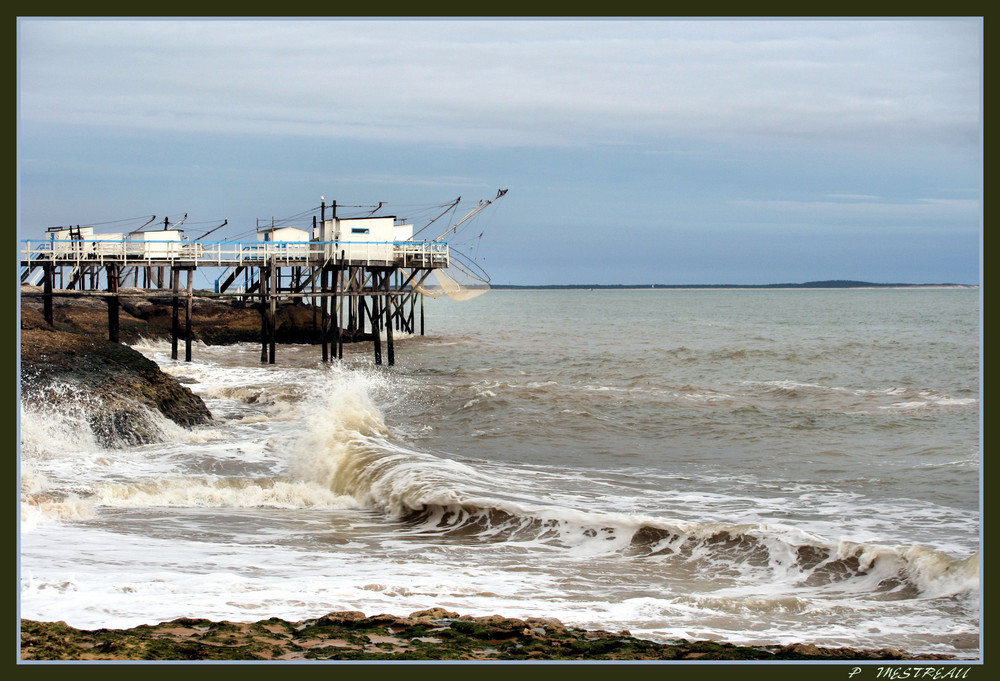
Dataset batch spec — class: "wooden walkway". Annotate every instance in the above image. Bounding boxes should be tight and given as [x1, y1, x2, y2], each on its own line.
[19, 238, 452, 366]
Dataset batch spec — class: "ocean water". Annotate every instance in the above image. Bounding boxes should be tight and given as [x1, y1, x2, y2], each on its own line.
[19, 288, 981, 658]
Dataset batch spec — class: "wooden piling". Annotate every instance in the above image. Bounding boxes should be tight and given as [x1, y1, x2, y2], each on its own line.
[371, 284, 382, 365]
[358, 296, 367, 337]
[42, 263, 53, 325]
[351, 267, 360, 337]
[320, 265, 329, 362]
[333, 263, 342, 360]
[106, 264, 120, 343]
[311, 274, 318, 335]
[394, 271, 401, 332]
[338, 252, 346, 359]
[185, 268, 194, 362]
[171, 267, 180, 360]
[269, 264, 277, 364]
[384, 275, 395, 366]
[260, 265, 269, 363]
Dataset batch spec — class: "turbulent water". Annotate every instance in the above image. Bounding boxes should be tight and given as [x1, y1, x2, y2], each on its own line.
[19, 288, 981, 658]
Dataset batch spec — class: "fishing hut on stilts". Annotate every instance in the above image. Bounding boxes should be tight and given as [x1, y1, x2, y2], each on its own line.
[20, 191, 506, 366]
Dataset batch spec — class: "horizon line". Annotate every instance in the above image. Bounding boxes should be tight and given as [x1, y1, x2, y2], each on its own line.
[490, 280, 977, 290]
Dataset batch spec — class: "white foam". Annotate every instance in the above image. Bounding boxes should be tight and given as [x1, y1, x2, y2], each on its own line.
[91, 477, 358, 510]
[20, 465, 97, 530]
[19, 397, 100, 458]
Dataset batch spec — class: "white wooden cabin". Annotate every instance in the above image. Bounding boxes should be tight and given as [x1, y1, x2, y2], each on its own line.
[49, 226, 94, 255]
[258, 225, 311, 258]
[258, 226, 311, 243]
[314, 216, 413, 263]
[126, 229, 185, 258]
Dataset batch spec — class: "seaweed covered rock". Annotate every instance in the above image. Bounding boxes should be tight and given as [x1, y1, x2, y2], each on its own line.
[20, 323, 211, 447]
[19, 285, 378, 347]
[20, 287, 328, 345]
[19, 614, 959, 661]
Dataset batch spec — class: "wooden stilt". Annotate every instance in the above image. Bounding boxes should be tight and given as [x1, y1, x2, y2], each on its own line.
[394, 271, 401, 332]
[42, 263, 53, 325]
[350, 269, 358, 336]
[269, 264, 277, 364]
[371, 280, 382, 365]
[321, 265, 329, 362]
[347, 286, 355, 337]
[311, 270, 318, 335]
[185, 268, 194, 362]
[420, 293, 425, 336]
[358, 296, 367, 337]
[333, 264, 342, 360]
[171, 267, 180, 360]
[106, 264, 120, 343]
[338, 263, 345, 359]
[384, 272, 395, 366]
[260, 265, 269, 363]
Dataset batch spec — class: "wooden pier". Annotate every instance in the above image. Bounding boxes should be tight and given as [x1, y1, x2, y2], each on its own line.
[18, 196, 502, 366]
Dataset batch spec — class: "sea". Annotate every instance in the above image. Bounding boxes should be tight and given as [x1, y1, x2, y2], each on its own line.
[18, 287, 982, 659]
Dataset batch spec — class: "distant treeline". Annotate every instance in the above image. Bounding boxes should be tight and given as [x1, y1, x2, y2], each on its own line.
[491, 280, 969, 290]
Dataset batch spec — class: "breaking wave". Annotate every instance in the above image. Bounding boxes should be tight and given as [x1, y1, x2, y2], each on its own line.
[20, 464, 97, 530]
[19, 359, 980, 605]
[275, 371, 980, 603]
[20, 381, 210, 453]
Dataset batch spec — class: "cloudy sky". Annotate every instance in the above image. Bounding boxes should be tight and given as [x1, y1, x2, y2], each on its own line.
[17, 18, 981, 285]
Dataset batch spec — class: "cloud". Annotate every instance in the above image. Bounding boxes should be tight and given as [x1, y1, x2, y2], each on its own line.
[333, 174, 492, 188]
[825, 194, 883, 201]
[725, 196, 979, 232]
[18, 19, 981, 149]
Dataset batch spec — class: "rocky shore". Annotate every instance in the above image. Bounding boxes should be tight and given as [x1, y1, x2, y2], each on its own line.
[19, 288, 343, 445]
[19, 610, 956, 661]
[20, 292, 214, 446]
[19, 285, 340, 346]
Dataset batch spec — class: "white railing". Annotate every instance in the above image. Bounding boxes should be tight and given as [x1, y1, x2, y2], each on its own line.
[20, 239, 450, 269]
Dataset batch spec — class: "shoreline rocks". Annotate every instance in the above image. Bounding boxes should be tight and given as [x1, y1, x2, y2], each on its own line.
[20, 293, 215, 446]
[20, 285, 339, 346]
[20, 324, 213, 446]
[19, 612, 960, 661]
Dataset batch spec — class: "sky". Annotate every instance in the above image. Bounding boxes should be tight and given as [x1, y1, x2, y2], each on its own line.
[17, 18, 982, 286]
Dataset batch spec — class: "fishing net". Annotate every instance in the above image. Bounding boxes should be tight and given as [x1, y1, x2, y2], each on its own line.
[411, 190, 504, 301]
[416, 252, 491, 301]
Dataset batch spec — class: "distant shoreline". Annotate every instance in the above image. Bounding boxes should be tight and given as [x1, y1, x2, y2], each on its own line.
[491, 280, 977, 291]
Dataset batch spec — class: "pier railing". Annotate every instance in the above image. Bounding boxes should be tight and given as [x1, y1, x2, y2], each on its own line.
[20, 239, 450, 269]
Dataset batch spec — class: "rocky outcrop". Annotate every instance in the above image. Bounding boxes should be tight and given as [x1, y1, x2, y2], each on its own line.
[20, 305, 212, 447]
[19, 286, 334, 345]
[20, 612, 960, 661]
